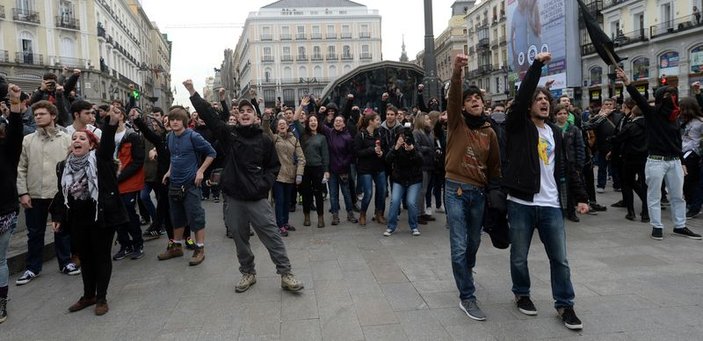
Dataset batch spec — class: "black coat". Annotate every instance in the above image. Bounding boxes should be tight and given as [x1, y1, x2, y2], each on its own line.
[386, 146, 423, 186]
[354, 129, 387, 174]
[0, 111, 24, 216]
[611, 116, 647, 163]
[50, 123, 129, 228]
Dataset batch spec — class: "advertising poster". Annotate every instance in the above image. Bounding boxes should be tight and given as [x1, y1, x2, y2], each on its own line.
[632, 57, 650, 81]
[507, 0, 567, 88]
[659, 51, 679, 77]
[690, 46, 703, 73]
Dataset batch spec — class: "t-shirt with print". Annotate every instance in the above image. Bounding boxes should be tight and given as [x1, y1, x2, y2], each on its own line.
[508, 125, 560, 208]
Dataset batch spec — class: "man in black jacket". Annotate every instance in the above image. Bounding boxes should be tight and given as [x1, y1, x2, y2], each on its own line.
[617, 68, 701, 241]
[183, 79, 304, 293]
[503, 53, 589, 331]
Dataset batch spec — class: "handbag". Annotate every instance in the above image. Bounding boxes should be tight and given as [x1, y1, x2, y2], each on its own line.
[168, 185, 186, 202]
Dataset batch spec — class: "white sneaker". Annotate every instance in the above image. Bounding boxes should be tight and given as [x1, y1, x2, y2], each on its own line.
[383, 229, 393, 237]
[61, 263, 81, 276]
[16, 270, 37, 285]
[412, 229, 421, 236]
[436, 205, 445, 213]
[596, 188, 605, 193]
[424, 207, 433, 216]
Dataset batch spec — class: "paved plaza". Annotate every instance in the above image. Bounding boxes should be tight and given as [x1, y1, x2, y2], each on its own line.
[3, 190, 703, 340]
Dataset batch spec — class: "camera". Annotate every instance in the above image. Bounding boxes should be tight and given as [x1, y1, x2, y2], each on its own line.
[402, 122, 415, 145]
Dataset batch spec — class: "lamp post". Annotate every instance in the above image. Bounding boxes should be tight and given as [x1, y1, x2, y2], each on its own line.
[422, 0, 442, 105]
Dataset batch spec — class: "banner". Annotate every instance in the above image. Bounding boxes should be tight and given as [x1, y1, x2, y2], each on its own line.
[659, 51, 680, 77]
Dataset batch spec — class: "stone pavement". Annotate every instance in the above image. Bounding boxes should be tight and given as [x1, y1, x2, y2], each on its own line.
[3, 190, 703, 340]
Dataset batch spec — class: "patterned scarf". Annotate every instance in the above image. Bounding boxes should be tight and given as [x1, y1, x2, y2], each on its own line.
[61, 150, 99, 219]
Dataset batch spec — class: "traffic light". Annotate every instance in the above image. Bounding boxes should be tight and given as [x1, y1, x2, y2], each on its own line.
[660, 76, 667, 86]
[132, 89, 140, 100]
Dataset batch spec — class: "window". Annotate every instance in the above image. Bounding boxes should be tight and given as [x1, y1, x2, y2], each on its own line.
[326, 24, 336, 39]
[329, 65, 337, 77]
[298, 66, 307, 78]
[60, 37, 75, 57]
[360, 24, 370, 38]
[343, 64, 351, 73]
[341, 25, 351, 38]
[298, 46, 306, 59]
[297, 25, 306, 39]
[283, 66, 292, 80]
[264, 68, 272, 82]
[281, 26, 291, 40]
[313, 46, 321, 59]
[313, 65, 322, 78]
[261, 26, 272, 40]
[263, 47, 272, 57]
[312, 26, 321, 39]
[283, 46, 290, 56]
[342, 45, 351, 59]
[661, 3, 672, 27]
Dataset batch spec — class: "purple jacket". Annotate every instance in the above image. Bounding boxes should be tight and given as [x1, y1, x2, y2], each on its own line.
[322, 124, 355, 174]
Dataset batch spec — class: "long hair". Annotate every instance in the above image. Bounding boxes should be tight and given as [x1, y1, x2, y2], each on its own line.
[680, 97, 703, 121]
[414, 112, 428, 132]
[357, 112, 378, 132]
[304, 114, 322, 135]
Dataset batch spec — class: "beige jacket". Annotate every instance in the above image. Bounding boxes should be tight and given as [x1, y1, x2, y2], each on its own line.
[273, 133, 306, 183]
[17, 127, 72, 199]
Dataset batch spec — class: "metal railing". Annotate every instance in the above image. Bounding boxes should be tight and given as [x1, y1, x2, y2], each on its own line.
[360, 53, 372, 60]
[280, 33, 291, 40]
[602, 0, 630, 10]
[326, 33, 337, 39]
[341, 54, 353, 60]
[98, 25, 106, 38]
[281, 55, 293, 62]
[581, 43, 596, 56]
[650, 14, 703, 39]
[0, 50, 9, 63]
[15, 52, 43, 65]
[340, 32, 352, 39]
[613, 29, 648, 47]
[311, 33, 322, 39]
[13, 8, 40, 24]
[478, 38, 490, 48]
[56, 16, 79, 30]
[478, 64, 493, 75]
[296, 54, 308, 61]
[260, 33, 272, 41]
[326, 53, 338, 60]
[51, 56, 86, 68]
[296, 33, 307, 40]
[359, 32, 371, 38]
[261, 56, 274, 63]
[311, 54, 323, 61]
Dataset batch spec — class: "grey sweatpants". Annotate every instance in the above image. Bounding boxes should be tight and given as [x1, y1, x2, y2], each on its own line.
[224, 195, 292, 275]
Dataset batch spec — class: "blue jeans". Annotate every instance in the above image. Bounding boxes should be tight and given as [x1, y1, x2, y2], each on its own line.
[596, 152, 621, 189]
[445, 180, 485, 300]
[273, 181, 293, 227]
[169, 184, 206, 231]
[139, 182, 157, 222]
[508, 201, 575, 308]
[359, 171, 386, 213]
[25, 199, 72, 274]
[117, 192, 143, 249]
[645, 158, 686, 230]
[0, 214, 16, 287]
[329, 173, 354, 214]
[387, 182, 422, 231]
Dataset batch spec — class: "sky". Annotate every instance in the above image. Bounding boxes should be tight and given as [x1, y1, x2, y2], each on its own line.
[140, 0, 460, 106]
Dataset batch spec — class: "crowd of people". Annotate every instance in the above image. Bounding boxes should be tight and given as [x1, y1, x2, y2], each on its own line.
[0, 51, 702, 331]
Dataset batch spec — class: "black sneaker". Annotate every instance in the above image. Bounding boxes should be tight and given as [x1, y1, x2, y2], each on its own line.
[589, 202, 607, 212]
[558, 307, 583, 330]
[516, 296, 537, 316]
[130, 247, 144, 259]
[112, 246, 133, 260]
[651, 228, 663, 240]
[673, 227, 702, 240]
[0, 297, 7, 323]
[611, 200, 625, 208]
[139, 218, 150, 226]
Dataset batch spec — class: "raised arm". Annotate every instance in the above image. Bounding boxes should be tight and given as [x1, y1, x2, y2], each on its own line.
[183, 79, 229, 141]
[62, 70, 80, 95]
[97, 106, 121, 162]
[5, 84, 25, 167]
[616, 68, 653, 116]
[416, 85, 428, 113]
[132, 115, 164, 150]
[447, 54, 468, 132]
[507, 53, 550, 131]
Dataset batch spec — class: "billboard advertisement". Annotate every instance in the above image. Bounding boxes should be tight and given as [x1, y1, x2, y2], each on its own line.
[507, 0, 567, 88]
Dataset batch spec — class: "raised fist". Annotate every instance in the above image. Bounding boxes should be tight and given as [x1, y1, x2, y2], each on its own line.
[182, 79, 194, 90]
[535, 52, 552, 64]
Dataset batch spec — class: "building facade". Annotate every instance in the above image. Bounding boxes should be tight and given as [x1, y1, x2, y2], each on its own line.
[580, 0, 703, 107]
[0, 0, 171, 108]
[232, 0, 382, 107]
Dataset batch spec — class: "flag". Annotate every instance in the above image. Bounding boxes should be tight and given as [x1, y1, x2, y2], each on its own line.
[577, 0, 625, 65]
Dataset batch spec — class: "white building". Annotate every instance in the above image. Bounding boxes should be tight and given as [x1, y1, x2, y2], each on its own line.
[233, 0, 382, 107]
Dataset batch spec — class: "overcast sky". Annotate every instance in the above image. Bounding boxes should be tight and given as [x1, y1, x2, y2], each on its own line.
[141, 0, 461, 106]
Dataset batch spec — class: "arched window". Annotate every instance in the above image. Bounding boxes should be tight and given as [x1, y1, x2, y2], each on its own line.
[264, 67, 272, 82]
[631, 57, 650, 81]
[329, 65, 337, 78]
[313, 65, 322, 78]
[283, 66, 292, 81]
[343, 64, 351, 73]
[298, 66, 307, 78]
[658, 51, 680, 77]
[689, 45, 703, 73]
[589, 66, 602, 85]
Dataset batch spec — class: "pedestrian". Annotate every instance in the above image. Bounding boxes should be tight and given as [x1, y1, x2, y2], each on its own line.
[611, 105, 648, 221]
[617, 67, 702, 240]
[553, 104, 586, 222]
[694, 6, 701, 25]
[50, 105, 129, 316]
[299, 113, 330, 228]
[384, 133, 423, 236]
[0, 83, 26, 322]
[445, 55, 501, 322]
[504, 52, 589, 330]
[184, 79, 304, 293]
[413, 112, 436, 224]
[138, 107, 167, 239]
[16, 100, 78, 286]
[65, 100, 102, 138]
[354, 113, 387, 226]
[158, 106, 216, 266]
[678, 97, 703, 215]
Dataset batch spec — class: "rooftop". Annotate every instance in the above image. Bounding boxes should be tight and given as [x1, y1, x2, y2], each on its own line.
[263, 0, 365, 8]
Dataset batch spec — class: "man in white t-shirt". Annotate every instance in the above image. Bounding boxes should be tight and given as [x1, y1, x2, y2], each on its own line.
[502, 53, 589, 331]
[65, 100, 102, 138]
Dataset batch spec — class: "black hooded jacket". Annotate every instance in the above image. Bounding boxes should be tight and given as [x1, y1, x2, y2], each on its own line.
[625, 84, 681, 158]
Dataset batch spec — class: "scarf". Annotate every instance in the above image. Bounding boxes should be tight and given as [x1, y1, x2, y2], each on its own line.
[463, 112, 487, 129]
[61, 150, 99, 220]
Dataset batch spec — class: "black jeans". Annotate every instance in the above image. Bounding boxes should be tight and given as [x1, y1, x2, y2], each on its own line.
[683, 153, 701, 204]
[622, 159, 647, 215]
[155, 182, 174, 239]
[117, 191, 143, 249]
[301, 165, 324, 216]
[73, 223, 115, 299]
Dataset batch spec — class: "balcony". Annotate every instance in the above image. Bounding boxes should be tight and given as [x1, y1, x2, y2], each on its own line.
[602, 0, 629, 10]
[650, 14, 703, 39]
[13, 8, 40, 24]
[97, 24, 106, 39]
[359, 32, 371, 39]
[326, 33, 337, 39]
[0, 50, 9, 63]
[56, 16, 80, 30]
[311, 33, 322, 39]
[280, 33, 291, 40]
[340, 32, 352, 39]
[261, 56, 274, 63]
[478, 64, 493, 75]
[360, 53, 372, 60]
[613, 29, 648, 47]
[296, 33, 307, 40]
[341, 53, 353, 60]
[478, 38, 489, 48]
[260, 33, 272, 41]
[296, 54, 308, 61]
[281, 55, 293, 62]
[499, 34, 507, 45]
[311, 54, 323, 61]
[581, 43, 596, 56]
[490, 39, 499, 49]
[468, 46, 475, 55]
[51, 56, 86, 68]
[0, 5, 5, 19]
[326, 53, 338, 60]
[15, 52, 43, 65]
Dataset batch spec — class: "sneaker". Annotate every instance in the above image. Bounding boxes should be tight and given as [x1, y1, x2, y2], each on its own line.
[661, 197, 670, 206]
[610, 200, 625, 208]
[424, 207, 433, 216]
[142, 228, 161, 241]
[112, 246, 132, 260]
[589, 202, 607, 212]
[61, 263, 81, 276]
[281, 273, 304, 292]
[130, 246, 144, 260]
[459, 298, 486, 321]
[613, 187, 622, 192]
[558, 307, 583, 330]
[651, 228, 663, 240]
[279, 226, 289, 237]
[235, 273, 257, 293]
[285, 224, 296, 231]
[189, 246, 205, 266]
[185, 237, 196, 250]
[68, 296, 97, 312]
[412, 229, 421, 236]
[0, 297, 7, 323]
[515, 296, 537, 316]
[672, 227, 702, 240]
[596, 187, 605, 193]
[436, 205, 445, 213]
[15, 270, 37, 285]
[157, 241, 184, 260]
[383, 228, 393, 237]
[686, 209, 700, 218]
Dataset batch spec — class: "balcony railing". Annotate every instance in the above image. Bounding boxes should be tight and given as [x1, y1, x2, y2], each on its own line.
[260, 33, 272, 41]
[97, 25, 106, 38]
[581, 43, 596, 56]
[281, 55, 293, 62]
[602, 0, 629, 10]
[51, 56, 86, 68]
[326, 33, 337, 39]
[15, 52, 43, 65]
[296, 54, 308, 61]
[359, 32, 371, 38]
[0, 50, 9, 63]
[326, 53, 338, 60]
[261, 56, 274, 63]
[468, 46, 475, 55]
[296, 33, 307, 40]
[341, 54, 353, 60]
[311, 54, 323, 61]
[280, 33, 292, 40]
[499, 34, 507, 45]
[478, 64, 493, 75]
[311, 33, 322, 39]
[13, 8, 40, 24]
[56, 16, 80, 30]
[478, 38, 489, 48]
[0, 5, 5, 19]
[650, 14, 703, 39]
[360, 53, 372, 60]
[490, 39, 499, 49]
[340, 32, 352, 39]
[613, 29, 648, 47]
